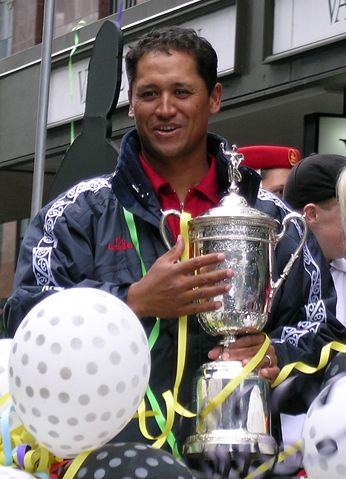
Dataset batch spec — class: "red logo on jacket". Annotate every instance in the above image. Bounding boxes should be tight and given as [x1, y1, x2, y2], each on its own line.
[108, 237, 134, 251]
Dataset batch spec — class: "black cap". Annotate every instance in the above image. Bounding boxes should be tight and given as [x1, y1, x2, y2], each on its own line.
[283, 153, 346, 209]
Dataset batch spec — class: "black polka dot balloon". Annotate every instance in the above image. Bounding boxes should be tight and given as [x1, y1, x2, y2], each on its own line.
[8, 288, 151, 458]
[321, 352, 346, 389]
[62, 443, 197, 479]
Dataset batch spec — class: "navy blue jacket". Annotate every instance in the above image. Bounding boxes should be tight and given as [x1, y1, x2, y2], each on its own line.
[4, 129, 346, 449]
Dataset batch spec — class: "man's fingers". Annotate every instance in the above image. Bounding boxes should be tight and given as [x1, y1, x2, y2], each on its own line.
[259, 366, 280, 382]
[176, 300, 223, 318]
[177, 252, 227, 273]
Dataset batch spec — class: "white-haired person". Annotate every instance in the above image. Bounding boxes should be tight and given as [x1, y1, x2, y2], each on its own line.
[320, 165, 346, 388]
[338, 165, 346, 234]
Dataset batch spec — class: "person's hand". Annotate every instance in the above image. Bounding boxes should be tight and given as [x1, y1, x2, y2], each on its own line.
[208, 333, 280, 382]
[127, 235, 233, 319]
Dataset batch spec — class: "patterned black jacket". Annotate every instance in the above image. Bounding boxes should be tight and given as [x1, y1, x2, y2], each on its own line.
[4, 129, 346, 449]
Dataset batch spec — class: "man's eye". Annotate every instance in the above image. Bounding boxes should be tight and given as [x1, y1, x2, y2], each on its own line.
[140, 91, 157, 98]
[176, 89, 190, 97]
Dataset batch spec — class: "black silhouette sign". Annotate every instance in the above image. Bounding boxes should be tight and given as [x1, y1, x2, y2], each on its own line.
[48, 20, 123, 200]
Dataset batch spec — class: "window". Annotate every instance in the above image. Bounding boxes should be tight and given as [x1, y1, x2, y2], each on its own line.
[0, 0, 13, 59]
[55, 0, 107, 38]
[0, 0, 151, 59]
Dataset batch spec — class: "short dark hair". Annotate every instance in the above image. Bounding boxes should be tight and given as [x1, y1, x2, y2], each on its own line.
[284, 153, 346, 209]
[125, 26, 218, 95]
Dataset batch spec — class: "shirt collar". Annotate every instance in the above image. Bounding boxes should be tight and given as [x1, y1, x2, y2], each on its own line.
[138, 153, 220, 204]
[139, 153, 167, 195]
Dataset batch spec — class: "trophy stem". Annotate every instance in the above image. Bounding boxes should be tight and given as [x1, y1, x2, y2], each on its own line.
[219, 334, 237, 347]
[218, 334, 237, 359]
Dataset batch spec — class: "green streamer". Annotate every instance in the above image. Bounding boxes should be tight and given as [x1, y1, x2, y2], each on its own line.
[123, 208, 180, 457]
[68, 20, 86, 144]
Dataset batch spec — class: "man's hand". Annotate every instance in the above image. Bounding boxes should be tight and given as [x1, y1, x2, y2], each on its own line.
[127, 235, 233, 319]
[208, 333, 280, 383]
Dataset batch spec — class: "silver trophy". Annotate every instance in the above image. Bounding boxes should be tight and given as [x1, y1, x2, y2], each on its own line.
[159, 144, 307, 464]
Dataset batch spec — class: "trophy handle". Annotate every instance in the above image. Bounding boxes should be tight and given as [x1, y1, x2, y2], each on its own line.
[270, 212, 308, 308]
[159, 209, 182, 250]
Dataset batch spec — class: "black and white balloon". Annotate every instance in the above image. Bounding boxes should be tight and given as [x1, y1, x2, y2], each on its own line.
[302, 374, 346, 478]
[61, 443, 197, 479]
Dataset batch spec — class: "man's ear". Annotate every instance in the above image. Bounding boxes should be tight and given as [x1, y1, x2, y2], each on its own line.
[303, 203, 318, 226]
[128, 90, 134, 119]
[209, 82, 223, 115]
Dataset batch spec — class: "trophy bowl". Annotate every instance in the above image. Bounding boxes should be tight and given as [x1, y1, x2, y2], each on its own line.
[189, 192, 277, 342]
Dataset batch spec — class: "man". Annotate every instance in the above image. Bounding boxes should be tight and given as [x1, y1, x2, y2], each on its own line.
[238, 145, 301, 198]
[3, 27, 345, 456]
[284, 153, 346, 326]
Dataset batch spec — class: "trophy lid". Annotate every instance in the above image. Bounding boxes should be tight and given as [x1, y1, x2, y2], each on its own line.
[190, 143, 278, 230]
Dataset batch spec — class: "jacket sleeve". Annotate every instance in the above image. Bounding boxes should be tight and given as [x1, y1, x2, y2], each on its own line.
[3, 189, 129, 338]
[265, 225, 346, 369]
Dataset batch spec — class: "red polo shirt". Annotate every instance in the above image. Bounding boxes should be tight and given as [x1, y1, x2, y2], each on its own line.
[139, 154, 220, 241]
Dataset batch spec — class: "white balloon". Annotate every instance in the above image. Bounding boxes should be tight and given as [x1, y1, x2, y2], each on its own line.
[8, 288, 151, 458]
[0, 466, 37, 479]
[302, 374, 346, 478]
[0, 339, 12, 396]
[0, 339, 21, 432]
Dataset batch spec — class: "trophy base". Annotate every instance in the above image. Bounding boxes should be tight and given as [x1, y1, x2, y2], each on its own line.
[183, 430, 277, 478]
[183, 360, 278, 474]
[183, 428, 277, 456]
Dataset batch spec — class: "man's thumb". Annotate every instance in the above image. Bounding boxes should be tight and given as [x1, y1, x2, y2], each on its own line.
[171, 234, 185, 260]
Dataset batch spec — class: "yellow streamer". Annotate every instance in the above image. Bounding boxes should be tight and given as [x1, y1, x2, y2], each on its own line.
[244, 439, 303, 479]
[133, 401, 157, 419]
[62, 451, 91, 479]
[0, 393, 10, 409]
[136, 391, 175, 446]
[272, 339, 346, 388]
[172, 212, 196, 421]
[22, 447, 51, 473]
[137, 399, 160, 441]
[173, 212, 192, 403]
[151, 391, 176, 449]
[199, 335, 270, 420]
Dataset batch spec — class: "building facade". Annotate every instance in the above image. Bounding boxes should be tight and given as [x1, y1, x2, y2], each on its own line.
[1, 0, 346, 304]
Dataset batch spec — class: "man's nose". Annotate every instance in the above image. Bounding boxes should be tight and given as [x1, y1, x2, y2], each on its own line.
[156, 93, 176, 116]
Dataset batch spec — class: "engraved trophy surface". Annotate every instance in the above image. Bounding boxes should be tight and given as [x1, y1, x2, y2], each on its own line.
[160, 144, 308, 466]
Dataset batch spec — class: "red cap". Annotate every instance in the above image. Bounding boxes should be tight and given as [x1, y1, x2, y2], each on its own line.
[238, 145, 301, 170]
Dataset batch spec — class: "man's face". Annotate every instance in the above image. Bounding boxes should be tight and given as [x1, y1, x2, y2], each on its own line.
[308, 200, 346, 262]
[128, 50, 222, 167]
[261, 168, 291, 198]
